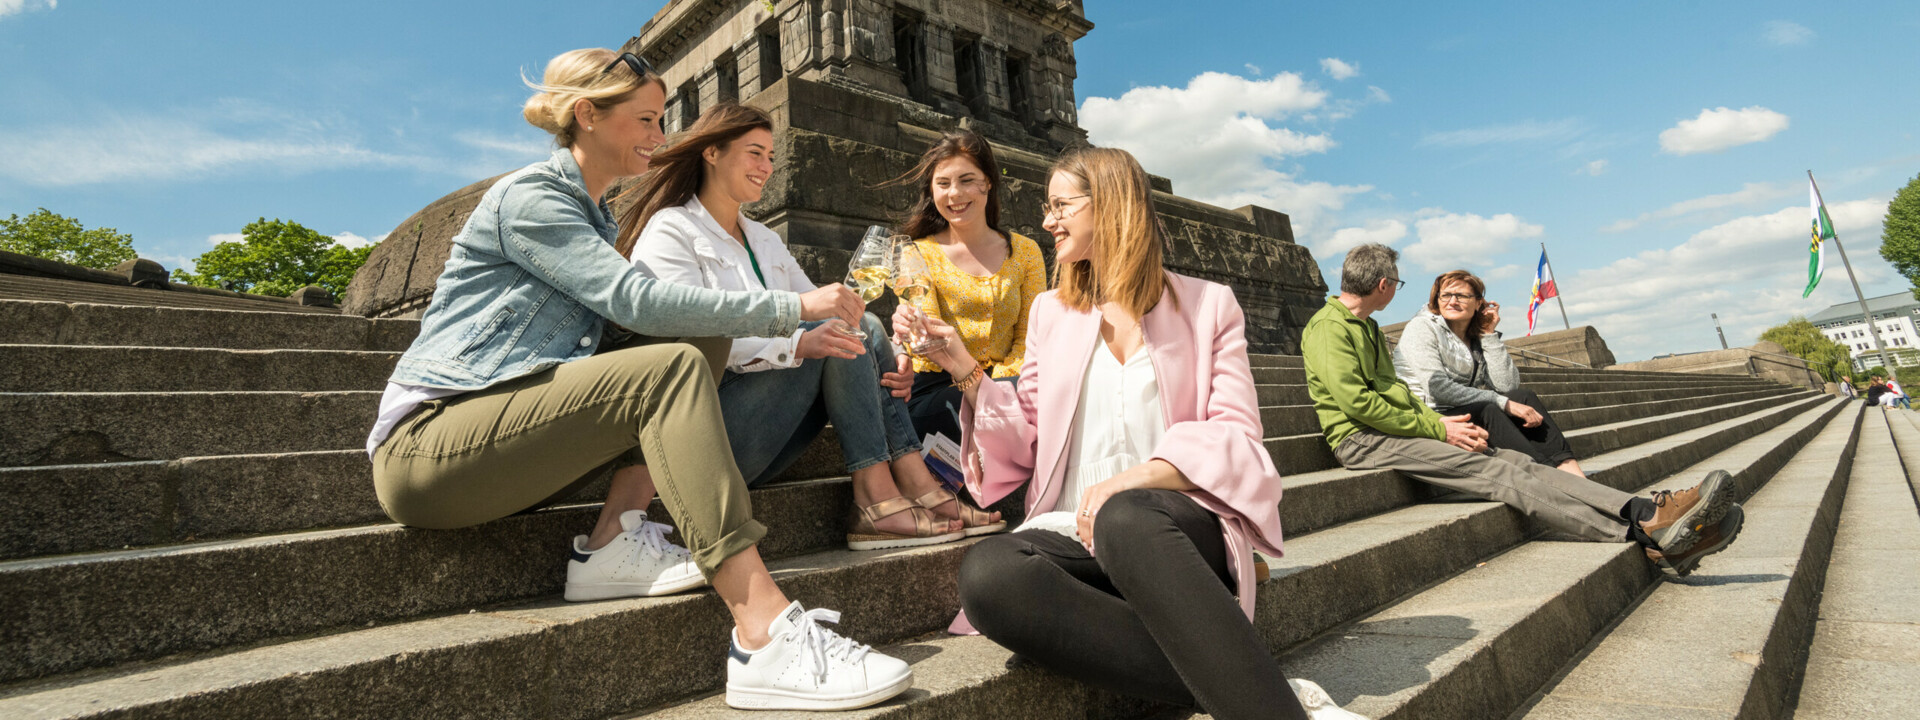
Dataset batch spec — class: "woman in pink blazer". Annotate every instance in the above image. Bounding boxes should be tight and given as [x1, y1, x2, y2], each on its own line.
[902, 147, 1355, 719]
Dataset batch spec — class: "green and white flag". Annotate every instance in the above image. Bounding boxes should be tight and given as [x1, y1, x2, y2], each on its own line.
[1804, 177, 1834, 298]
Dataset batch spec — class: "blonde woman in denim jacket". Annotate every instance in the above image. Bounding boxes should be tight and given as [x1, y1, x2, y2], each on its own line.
[367, 49, 913, 711]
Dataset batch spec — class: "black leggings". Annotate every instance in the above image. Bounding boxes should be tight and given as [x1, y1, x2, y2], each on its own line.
[958, 489, 1309, 720]
[1443, 387, 1577, 467]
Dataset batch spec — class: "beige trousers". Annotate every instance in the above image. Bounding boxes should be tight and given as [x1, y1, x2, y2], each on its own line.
[1334, 429, 1632, 542]
[372, 336, 760, 577]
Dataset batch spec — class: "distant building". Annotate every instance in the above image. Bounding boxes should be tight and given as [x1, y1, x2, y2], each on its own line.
[1809, 291, 1920, 370]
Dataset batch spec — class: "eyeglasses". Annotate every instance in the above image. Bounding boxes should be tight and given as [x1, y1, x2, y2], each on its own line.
[1041, 194, 1089, 220]
[1438, 292, 1479, 303]
[600, 52, 658, 82]
[1384, 276, 1407, 291]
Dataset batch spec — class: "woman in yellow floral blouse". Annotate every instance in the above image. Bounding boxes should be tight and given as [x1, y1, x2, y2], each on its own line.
[892, 131, 1047, 453]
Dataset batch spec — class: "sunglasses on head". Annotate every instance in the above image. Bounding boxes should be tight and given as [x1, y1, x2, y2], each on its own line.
[600, 52, 657, 81]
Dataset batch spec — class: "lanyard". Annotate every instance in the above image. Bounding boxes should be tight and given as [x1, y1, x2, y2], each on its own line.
[738, 233, 768, 288]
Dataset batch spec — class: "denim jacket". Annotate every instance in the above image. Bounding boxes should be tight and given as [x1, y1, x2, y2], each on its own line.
[387, 149, 800, 390]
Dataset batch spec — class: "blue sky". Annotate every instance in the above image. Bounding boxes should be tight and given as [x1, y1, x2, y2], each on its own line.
[3, 1, 1916, 361]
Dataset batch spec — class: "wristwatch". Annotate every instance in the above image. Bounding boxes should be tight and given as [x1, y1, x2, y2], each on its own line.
[952, 366, 985, 392]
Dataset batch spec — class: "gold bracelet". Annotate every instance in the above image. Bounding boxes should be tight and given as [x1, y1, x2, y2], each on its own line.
[952, 366, 985, 392]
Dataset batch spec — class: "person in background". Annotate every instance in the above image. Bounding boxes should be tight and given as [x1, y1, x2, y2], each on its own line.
[1884, 376, 1911, 409]
[1838, 376, 1855, 398]
[1866, 375, 1888, 406]
[624, 103, 998, 549]
[1393, 270, 1585, 477]
[368, 50, 910, 711]
[908, 145, 1362, 720]
[1302, 243, 1744, 577]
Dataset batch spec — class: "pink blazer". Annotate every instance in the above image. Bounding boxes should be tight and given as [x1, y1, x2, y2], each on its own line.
[952, 272, 1285, 633]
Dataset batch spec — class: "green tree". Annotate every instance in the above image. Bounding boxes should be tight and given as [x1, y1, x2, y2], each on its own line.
[173, 218, 375, 298]
[1880, 172, 1920, 300]
[1760, 316, 1854, 382]
[0, 208, 138, 270]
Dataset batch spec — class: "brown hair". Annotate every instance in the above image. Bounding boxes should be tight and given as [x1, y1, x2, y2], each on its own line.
[887, 130, 1004, 240]
[1426, 269, 1490, 341]
[1050, 145, 1174, 317]
[614, 103, 774, 257]
[521, 48, 666, 149]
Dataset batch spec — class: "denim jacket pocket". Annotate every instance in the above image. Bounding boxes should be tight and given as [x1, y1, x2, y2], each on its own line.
[458, 306, 517, 358]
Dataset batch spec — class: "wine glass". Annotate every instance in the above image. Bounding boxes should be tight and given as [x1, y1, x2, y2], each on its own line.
[837, 226, 894, 339]
[891, 240, 948, 355]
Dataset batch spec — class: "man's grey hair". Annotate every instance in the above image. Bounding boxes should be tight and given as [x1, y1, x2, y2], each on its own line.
[1341, 243, 1400, 296]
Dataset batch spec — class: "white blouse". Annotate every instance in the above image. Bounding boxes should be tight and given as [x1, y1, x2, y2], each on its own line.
[628, 196, 817, 372]
[1015, 338, 1166, 540]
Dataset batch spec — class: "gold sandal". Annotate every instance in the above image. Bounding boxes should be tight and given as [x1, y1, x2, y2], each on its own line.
[848, 496, 965, 551]
[915, 487, 1008, 537]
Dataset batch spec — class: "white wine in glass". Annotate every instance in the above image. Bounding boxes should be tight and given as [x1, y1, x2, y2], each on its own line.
[890, 240, 948, 355]
[837, 226, 894, 339]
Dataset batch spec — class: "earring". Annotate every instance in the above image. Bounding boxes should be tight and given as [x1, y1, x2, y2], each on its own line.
[586, 125, 594, 131]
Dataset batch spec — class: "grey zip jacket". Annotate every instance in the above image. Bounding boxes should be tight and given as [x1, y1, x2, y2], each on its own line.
[387, 149, 800, 390]
[1391, 309, 1520, 411]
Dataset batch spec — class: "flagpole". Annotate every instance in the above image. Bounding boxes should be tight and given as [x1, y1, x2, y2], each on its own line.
[1810, 170, 1888, 371]
[1542, 242, 1571, 330]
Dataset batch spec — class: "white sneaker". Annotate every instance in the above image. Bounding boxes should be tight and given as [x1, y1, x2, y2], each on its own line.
[1289, 678, 1370, 719]
[725, 601, 913, 711]
[563, 510, 707, 601]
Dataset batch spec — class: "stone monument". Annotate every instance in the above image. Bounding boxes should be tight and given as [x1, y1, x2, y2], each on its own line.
[343, 0, 1328, 352]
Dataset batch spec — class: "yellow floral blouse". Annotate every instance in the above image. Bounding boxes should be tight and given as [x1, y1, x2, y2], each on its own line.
[908, 233, 1048, 378]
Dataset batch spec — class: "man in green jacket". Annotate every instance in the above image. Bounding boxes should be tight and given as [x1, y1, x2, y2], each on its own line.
[1300, 243, 1743, 576]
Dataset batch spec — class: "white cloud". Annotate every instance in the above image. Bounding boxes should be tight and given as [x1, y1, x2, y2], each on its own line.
[1319, 219, 1408, 258]
[206, 233, 243, 247]
[1601, 182, 1795, 232]
[1081, 70, 1372, 242]
[1483, 264, 1523, 281]
[0, 0, 55, 20]
[1562, 197, 1890, 361]
[1367, 86, 1392, 103]
[1579, 159, 1609, 176]
[0, 115, 415, 186]
[1763, 21, 1814, 46]
[1658, 106, 1790, 155]
[1320, 58, 1360, 81]
[1420, 118, 1585, 147]
[332, 232, 384, 249]
[1244, 63, 1263, 76]
[1402, 212, 1545, 271]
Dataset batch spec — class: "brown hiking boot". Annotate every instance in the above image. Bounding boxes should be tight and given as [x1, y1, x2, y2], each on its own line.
[1647, 504, 1745, 577]
[1639, 470, 1735, 556]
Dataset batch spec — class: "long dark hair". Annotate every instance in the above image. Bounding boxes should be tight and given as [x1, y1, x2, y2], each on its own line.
[614, 103, 773, 258]
[887, 130, 1003, 240]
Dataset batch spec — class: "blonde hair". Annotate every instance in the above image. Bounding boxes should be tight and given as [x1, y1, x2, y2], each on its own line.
[521, 48, 665, 148]
[1050, 146, 1175, 317]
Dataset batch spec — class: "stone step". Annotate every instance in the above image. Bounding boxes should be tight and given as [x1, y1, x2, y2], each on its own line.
[0, 299, 418, 351]
[0, 344, 403, 392]
[1792, 409, 1920, 719]
[0, 539, 978, 720]
[1516, 400, 1864, 719]
[1247, 365, 1780, 390]
[0, 391, 380, 466]
[0, 393, 1829, 694]
[1267, 396, 1845, 720]
[2, 384, 1781, 561]
[1265, 391, 1813, 476]
[0, 273, 345, 316]
[633, 397, 1845, 719]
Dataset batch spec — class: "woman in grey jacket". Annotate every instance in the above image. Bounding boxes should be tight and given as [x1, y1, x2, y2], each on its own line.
[367, 48, 912, 711]
[1392, 270, 1586, 477]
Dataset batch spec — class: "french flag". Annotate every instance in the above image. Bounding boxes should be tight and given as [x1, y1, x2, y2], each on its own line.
[1527, 250, 1557, 335]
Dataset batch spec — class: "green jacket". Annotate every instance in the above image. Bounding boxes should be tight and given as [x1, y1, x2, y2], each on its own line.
[1302, 296, 1445, 451]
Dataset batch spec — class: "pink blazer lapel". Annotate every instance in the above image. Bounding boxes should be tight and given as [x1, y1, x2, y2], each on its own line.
[1027, 307, 1102, 516]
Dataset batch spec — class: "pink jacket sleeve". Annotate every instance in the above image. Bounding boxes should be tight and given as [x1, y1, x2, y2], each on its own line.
[958, 298, 1048, 508]
[1149, 289, 1286, 556]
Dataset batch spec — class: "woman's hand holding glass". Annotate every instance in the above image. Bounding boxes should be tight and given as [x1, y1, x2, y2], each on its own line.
[797, 322, 866, 360]
[894, 308, 974, 378]
[797, 284, 864, 329]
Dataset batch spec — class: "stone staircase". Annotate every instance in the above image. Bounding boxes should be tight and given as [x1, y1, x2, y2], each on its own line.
[3, 289, 1911, 720]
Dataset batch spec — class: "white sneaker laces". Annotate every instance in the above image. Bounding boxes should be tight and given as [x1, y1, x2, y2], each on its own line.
[626, 518, 688, 560]
[794, 608, 871, 683]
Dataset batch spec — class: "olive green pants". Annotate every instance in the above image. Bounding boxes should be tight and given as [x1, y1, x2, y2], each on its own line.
[372, 336, 761, 578]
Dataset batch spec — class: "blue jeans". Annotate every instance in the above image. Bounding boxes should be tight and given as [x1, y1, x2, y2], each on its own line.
[719, 313, 923, 487]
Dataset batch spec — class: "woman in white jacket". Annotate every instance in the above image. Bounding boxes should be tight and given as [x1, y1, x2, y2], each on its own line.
[1393, 270, 1586, 477]
[621, 104, 1000, 550]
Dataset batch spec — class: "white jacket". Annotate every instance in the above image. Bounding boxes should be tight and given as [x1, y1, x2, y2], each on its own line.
[630, 196, 816, 372]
